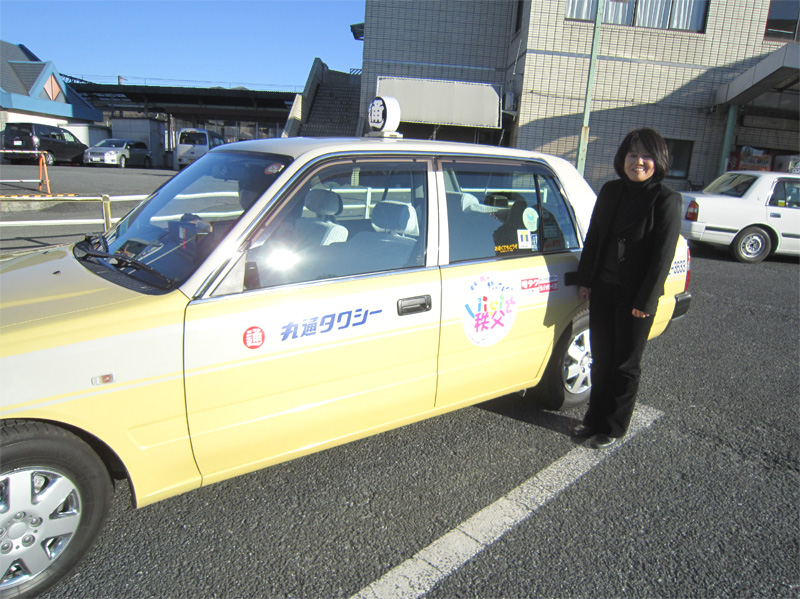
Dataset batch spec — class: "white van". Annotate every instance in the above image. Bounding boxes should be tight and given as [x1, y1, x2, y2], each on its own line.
[176, 128, 226, 168]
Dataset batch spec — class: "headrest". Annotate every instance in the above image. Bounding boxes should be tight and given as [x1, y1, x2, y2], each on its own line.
[304, 189, 343, 216]
[460, 193, 491, 213]
[371, 201, 418, 235]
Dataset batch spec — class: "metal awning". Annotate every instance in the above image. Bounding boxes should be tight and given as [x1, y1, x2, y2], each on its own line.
[65, 80, 296, 120]
[715, 43, 799, 111]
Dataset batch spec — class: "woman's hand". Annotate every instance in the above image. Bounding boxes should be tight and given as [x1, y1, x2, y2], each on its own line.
[578, 286, 591, 302]
[632, 308, 650, 318]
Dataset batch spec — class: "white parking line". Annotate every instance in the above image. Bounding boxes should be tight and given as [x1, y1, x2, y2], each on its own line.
[350, 404, 664, 599]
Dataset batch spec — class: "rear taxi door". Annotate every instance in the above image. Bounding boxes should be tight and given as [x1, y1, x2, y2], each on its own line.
[182, 157, 441, 484]
[767, 177, 800, 254]
[434, 158, 584, 407]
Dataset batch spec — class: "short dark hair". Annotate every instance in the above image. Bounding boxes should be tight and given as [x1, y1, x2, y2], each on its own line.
[613, 128, 670, 182]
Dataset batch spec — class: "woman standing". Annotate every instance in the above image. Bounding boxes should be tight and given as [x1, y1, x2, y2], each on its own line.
[573, 128, 682, 449]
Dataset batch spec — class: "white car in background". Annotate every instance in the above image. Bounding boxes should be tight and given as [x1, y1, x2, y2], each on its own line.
[681, 171, 800, 262]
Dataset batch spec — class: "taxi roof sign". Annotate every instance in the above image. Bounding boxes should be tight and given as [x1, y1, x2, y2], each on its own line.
[366, 96, 402, 138]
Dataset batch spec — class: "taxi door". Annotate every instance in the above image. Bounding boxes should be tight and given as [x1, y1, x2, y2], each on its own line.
[434, 159, 583, 407]
[182, 159, 441, 485]
[767, 177, 800, 254]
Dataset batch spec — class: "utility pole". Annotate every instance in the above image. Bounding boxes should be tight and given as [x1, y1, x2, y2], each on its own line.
[576, 0, 625, 177]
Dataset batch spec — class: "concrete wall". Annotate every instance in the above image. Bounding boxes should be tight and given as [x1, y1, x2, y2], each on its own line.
[360, 0, 517, 133]
[112, 118, 167, 168]
[361, 0, 798, 191]
[517, 0, 795, 189]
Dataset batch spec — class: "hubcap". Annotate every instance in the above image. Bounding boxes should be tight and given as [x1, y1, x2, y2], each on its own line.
[741, 234, 764, 258]
[562, 329, 592, 394]
[0, 468, 82, 591]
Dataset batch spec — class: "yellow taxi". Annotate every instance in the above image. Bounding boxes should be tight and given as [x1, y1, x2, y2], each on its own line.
[0, 124, 691, 595]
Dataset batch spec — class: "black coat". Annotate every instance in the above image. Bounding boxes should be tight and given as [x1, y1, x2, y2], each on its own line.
[577, 178, 682, 314]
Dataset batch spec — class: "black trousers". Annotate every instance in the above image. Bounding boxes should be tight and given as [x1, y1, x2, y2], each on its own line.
[582, 280, 654, 438]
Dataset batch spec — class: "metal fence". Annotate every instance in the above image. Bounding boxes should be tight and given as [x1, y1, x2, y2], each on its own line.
[0, 195, 148, 232]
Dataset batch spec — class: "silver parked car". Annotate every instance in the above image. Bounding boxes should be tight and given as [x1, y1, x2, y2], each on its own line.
[83, 138, 152, 168]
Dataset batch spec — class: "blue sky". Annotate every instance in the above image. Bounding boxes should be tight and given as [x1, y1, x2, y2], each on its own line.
[0, 0, 366, 92]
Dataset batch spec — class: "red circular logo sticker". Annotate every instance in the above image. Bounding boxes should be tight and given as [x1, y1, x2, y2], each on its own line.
[243, 326, 265, 349]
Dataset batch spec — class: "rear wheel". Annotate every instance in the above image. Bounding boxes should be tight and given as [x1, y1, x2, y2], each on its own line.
[0, 421, 113, 598]
[42, 152, 55, 166]
[731, 226, 771, 263]
[534, 312, 591, 410]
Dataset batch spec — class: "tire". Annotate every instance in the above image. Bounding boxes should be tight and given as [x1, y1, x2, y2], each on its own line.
[118, 155, 127, 169]
[42, 152, 55, 167]
[143, 157, 152, 169]
[0, 421, 113, 598]
[535, 311, 592, 410]
[731, 226, 771, 263]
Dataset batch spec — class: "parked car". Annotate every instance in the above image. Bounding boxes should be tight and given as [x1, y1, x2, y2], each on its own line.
[0, 134, 692, 597]
[83, 138, 152, 168]
[682, 170, 800, 262]
[1, 122, 87, 165]
[176, 127, 225, 168]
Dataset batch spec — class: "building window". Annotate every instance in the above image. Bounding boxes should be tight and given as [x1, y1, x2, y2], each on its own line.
[565, 0, 709, 33]
[666, 139, 693, 179]
[765, 0, 800, 41]
[514, 0, 525, 33]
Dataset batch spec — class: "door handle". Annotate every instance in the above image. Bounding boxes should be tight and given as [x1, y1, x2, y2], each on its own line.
[397, 295, 432, 315]
[769, 213, 781, 218]
[564, 271, 578, 286]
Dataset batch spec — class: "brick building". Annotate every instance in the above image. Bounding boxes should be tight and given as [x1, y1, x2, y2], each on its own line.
[358, 0, 799, 190]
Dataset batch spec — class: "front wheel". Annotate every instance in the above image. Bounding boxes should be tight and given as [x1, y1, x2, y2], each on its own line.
[118, 155, 127, 169]
[534, 311, 592, 410]
[143, 157, 152, 169]
[731, 226, 771, 263]
[0, 421, 113, 598]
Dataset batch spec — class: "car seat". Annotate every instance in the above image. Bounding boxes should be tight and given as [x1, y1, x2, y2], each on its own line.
[295, 188, 349, 246]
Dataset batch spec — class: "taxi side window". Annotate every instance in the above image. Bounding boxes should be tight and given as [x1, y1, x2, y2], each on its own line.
[444, 161, 579, 262]
[538, 175, 580, 251]
[769, 179, 800, 208]
[215, 160, 428, 295]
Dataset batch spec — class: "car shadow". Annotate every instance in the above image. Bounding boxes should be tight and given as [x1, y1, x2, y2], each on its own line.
[477, 391, 586, 440]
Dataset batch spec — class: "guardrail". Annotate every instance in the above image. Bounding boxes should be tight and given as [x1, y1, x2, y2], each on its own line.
[0, 150, 51, 193]
[0, 194, 148, 232]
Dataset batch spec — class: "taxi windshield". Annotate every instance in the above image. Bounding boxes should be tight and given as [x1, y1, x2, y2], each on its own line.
[94, 151, 291, 289]
[96, 139, 127, 148]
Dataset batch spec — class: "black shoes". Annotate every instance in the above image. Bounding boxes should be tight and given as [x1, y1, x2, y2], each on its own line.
[571, 423, 621, 449]
[590, 434, 618, 449]
[571, 423, 596, 438]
